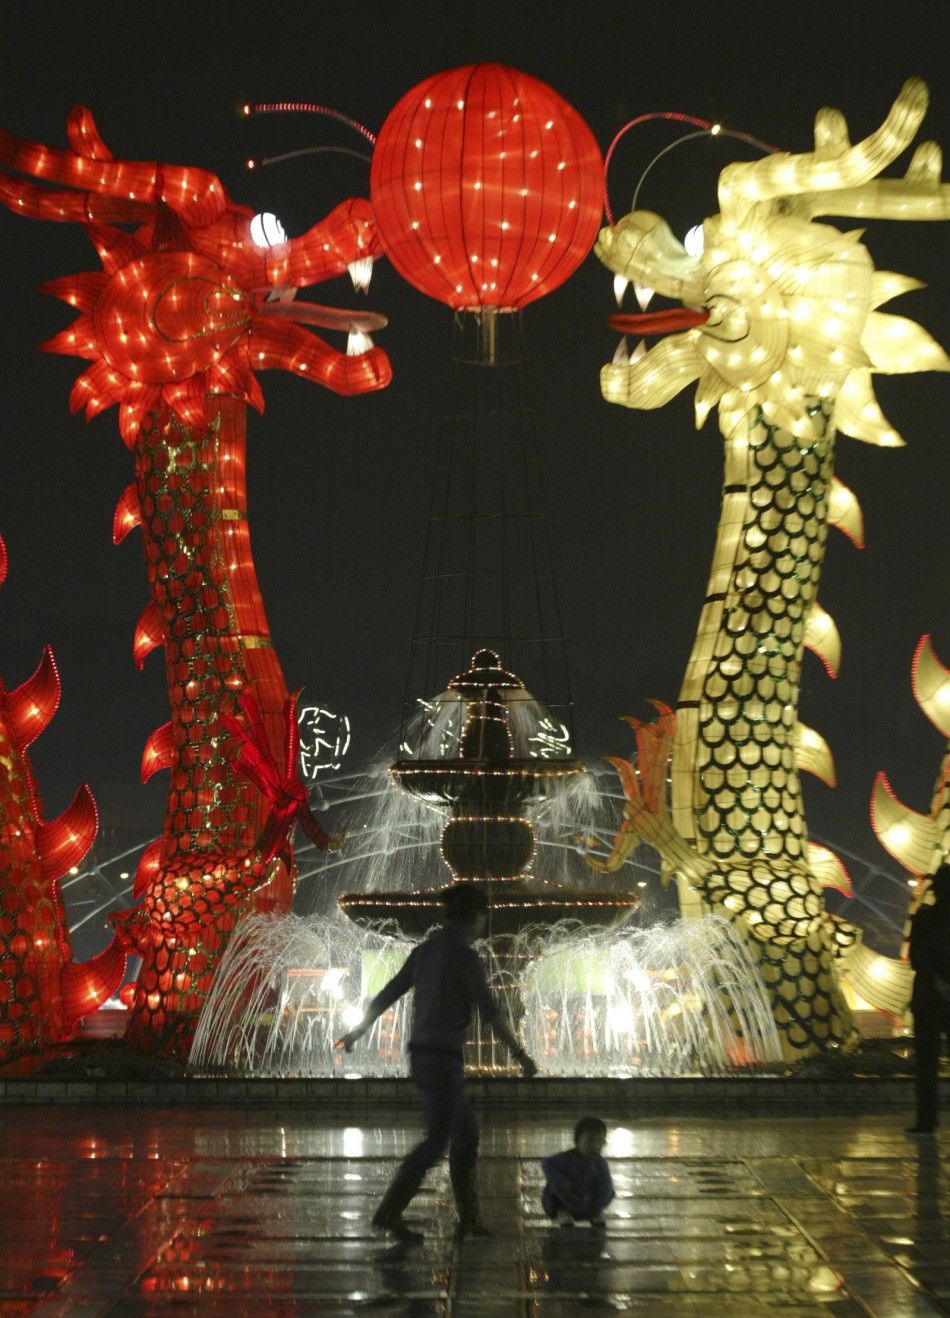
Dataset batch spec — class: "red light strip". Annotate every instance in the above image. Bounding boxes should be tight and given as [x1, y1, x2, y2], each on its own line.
[248, 102, 377, 147]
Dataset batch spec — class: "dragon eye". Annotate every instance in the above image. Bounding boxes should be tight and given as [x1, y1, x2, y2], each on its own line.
[249, 212, 287, 248]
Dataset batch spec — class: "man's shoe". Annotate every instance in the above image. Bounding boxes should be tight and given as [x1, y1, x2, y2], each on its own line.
[590, 1214, 607, 1229]
[556, 1208, 575, 1228]
[373, 1213, 424, 1244]
[905, 1125, 936, 1136]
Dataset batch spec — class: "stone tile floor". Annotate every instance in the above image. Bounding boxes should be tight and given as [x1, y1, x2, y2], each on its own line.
[0, 1107, 946, 1315]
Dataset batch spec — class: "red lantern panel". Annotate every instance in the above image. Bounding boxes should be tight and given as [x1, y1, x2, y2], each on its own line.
[370, 63, 603, 310]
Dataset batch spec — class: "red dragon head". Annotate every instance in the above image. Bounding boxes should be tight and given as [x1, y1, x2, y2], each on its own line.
[0, 106, 391, 446]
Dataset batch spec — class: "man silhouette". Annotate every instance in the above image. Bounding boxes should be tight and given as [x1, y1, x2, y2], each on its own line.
[337, 883, 537, 1240]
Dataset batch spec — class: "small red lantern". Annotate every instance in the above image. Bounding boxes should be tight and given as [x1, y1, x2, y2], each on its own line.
[370, 63, 603, 311]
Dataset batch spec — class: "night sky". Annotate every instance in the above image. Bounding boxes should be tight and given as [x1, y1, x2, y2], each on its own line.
[0, 3, 947, 900]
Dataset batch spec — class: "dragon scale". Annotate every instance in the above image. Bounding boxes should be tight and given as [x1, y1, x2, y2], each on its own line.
[118, 397, 292, 1053]
[670, 400, 853, 1053]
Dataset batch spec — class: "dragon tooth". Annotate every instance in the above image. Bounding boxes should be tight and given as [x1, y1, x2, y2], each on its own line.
[612, 336, 630, 366]
[346, 330, 374, 356]
[631, 339, 647, 364]
[634, 283, 654, 311]
[347, 256, 373, 293]
[613, 274, 629, 306]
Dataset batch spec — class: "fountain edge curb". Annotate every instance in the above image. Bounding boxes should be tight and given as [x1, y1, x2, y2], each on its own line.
[0, 1075, 945, 1108]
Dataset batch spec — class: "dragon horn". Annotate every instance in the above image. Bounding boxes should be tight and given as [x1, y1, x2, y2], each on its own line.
[0, 109, 226, 228]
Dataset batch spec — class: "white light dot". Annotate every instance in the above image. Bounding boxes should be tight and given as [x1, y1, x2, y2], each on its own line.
[457, 100, 464, 110]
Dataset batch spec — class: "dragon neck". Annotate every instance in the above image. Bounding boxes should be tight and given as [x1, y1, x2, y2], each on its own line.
[134, 398, 291, 902]
[672, 400, 835, 879]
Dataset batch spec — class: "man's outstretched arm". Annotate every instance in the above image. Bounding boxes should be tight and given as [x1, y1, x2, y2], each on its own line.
[336, 950, 416, 1051]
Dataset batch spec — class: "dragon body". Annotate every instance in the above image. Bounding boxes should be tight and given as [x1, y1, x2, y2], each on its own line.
[0, 533, 125, 1061]
[595, 80, 949, 1056]
[0, 108, 389, 1054]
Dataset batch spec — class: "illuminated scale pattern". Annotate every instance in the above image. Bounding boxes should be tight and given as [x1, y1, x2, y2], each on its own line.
[0, 535, 124, 1061]
[593, 79, 949, 1056]
[0, 106, 391, 1056]
[115, 398, 290, 1054]
[675, 401, 853, 1052]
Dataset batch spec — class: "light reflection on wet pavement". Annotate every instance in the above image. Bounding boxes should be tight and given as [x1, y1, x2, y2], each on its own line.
[0, 1109, 946, 1314]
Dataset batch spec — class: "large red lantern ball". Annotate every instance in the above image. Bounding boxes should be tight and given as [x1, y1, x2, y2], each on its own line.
[370, 63, 603, 311]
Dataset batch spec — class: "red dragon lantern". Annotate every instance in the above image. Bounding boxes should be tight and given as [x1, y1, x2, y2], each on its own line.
[0, 532, 126, 1062]
[0, 107, 390, 1056]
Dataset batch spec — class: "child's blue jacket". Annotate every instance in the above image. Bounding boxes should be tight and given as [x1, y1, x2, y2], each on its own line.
[540, 1149, 614, 1217]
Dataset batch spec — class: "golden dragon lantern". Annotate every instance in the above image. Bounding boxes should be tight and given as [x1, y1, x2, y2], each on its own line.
[0, 107, 389, 1055]
[593, 79, 949, 1057]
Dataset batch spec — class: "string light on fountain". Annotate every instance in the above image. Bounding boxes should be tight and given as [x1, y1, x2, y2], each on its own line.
[340, 649, 641, 943]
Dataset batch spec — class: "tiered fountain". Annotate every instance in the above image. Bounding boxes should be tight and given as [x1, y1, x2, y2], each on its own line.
[338, 647, 641, 1067]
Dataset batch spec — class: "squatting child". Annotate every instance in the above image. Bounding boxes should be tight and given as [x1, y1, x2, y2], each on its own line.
[540, 1116, 614, 1227]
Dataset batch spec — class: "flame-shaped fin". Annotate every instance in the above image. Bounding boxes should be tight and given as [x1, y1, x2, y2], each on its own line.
[61, 935, 126, 1026]
[7, 644, 61, 750]
[827, 476, 865, 548]
[85, 222, 147, 278]
[839, 938, 913, 1017]
[794, 723, 837, 787]
[871, 271, 925, 310]
[112, 483, 142, 544]
[804, 603, 841, 678]
[36, 783, 98, 881]
[133, 600, 164, 669]
[41, 317, 99, 361]
[40, 271, 108, 313]
[140, 722, 174, 783]
[911, 634, 950, 738]
[834, 368, 905, 448]
[870, 771, 939, 875]
[68, 359, 126, 419]
[808, 842, 852, 895]
[862, 311, 950, 375]
[133, 837, 163, 897]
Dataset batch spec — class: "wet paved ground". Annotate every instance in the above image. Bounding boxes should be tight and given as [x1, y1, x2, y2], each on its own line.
[0, 1107, 947, 1315]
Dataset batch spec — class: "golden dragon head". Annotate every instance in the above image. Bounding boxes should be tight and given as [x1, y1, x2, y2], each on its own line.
[598, 78, 949, 445]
